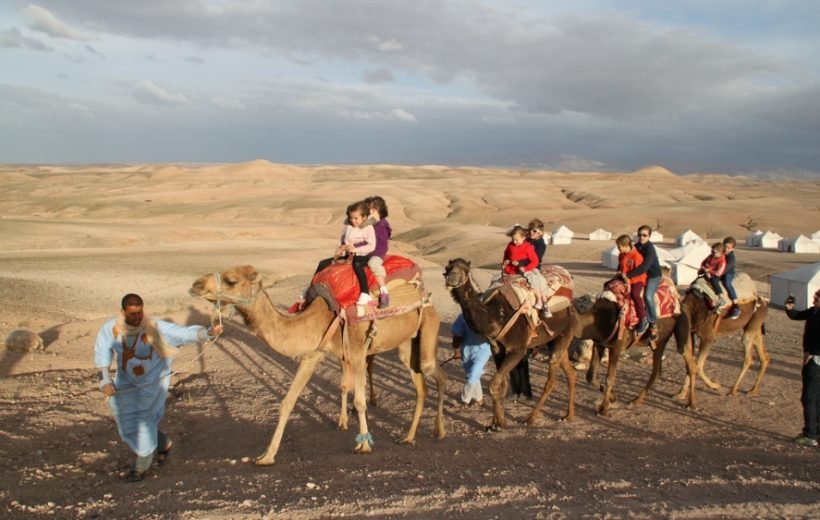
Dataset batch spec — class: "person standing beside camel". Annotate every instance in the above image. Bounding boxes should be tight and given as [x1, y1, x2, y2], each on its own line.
[627, 225, 662, 340]
[94, 293, 223, 482]
[451, 313, 491, 407]
[785, 289, 820, 447]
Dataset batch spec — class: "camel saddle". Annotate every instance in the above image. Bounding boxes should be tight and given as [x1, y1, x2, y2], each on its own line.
[690, 272, 757, 309]
[601, 276, 680, 330]
[307, 254, 425, 319]
[484, 266, 574, 329]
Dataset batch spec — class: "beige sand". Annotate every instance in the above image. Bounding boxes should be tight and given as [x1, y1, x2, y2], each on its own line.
[1, 162, 819, 518]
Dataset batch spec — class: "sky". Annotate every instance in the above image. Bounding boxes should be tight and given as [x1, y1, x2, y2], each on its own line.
[1, 0, 819, 175]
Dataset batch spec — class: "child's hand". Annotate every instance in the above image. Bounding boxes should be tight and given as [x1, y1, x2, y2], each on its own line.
[503, 259, 510, 265]
[512, 260, 519, 266]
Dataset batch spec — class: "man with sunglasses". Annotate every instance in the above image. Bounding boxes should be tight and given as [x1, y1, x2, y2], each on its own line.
[626, 225, 662, 339]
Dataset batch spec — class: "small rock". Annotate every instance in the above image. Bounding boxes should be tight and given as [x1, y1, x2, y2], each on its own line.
[306, 482, 318, 490]
[241, 457, 251, 463]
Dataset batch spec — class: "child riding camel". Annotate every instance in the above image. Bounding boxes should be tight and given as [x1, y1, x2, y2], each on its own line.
[616, 234, 649, 335]
[502, 225, 549, 318]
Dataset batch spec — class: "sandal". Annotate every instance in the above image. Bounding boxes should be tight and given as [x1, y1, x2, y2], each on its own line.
[125, 469, 145, 482]
[156, 440, 174, 466]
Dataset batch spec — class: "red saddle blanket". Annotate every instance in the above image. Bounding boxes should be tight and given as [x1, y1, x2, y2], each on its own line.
[603, 277, 679, 329]
[308, 255, 421, 312]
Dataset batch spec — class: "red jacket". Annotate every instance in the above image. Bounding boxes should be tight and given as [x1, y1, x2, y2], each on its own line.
[700, 254, 726, 277]
[619, 248, 647, 285]
[503, 241, 538, 275]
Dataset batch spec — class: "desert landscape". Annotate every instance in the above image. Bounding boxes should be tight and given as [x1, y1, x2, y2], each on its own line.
[1, 161, 819, 519]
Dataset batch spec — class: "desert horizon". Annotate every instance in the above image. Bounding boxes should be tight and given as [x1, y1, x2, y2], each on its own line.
[1, 160, 819, 518]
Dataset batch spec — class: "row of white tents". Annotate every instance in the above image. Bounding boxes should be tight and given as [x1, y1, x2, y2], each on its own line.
[746, 230, 820, 253]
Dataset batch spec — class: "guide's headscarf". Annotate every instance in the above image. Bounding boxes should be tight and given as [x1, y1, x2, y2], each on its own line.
[114, 308, 177, 359]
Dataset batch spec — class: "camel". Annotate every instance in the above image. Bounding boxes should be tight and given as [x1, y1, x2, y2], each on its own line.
[676, 292, 769, 400]
[580, 295, 697, 415]
[443, 258, 578, 429]
[190, 265, 446, 465]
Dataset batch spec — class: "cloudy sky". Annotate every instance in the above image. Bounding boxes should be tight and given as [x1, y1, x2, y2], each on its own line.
[1, 1, 819, 174]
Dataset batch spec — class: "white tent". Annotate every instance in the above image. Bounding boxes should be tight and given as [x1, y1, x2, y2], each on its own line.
[650, 231, 664, 242]
[770, 262, 820, 309]
[676, 229, 702, 246]
[588, 228, 612, 241]
[746, 230, 764, 247]
[811, 231, 820, 243]
[551, 225, 574, 245]
[670, 241, 713, 285]
[758, 231, 783, 249]
[779, 235, 820, 253]
[601, 246, 619, 269]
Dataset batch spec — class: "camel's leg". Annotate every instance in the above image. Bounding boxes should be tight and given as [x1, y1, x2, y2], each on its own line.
[395, 340, 427, 445]
[597, 347, 621, 416]
[696, 337, 722, 392]
[337, 359, 354, 431]
[256, 350, 326, 466]
[488, 348, 527, 431]
[416, 312, 446, 440]
[586, 343, 606, 392]
[525, 336, 575, 425]
[351, 353, 374, 454]
[674, 334, 699, 409]
[731, 331, 769, 396]
[631, 339, 666, 407]
[366, 354, 378, 406]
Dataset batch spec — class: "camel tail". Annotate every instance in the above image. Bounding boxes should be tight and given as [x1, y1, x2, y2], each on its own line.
[675, 310, 691, 355]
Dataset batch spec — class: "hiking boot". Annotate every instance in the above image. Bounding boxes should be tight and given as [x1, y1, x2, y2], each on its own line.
[728, 306, 741, 320]
[794, 436, 818, 447]
[635, 318, 649, 336]
[378, 291, 390, 309]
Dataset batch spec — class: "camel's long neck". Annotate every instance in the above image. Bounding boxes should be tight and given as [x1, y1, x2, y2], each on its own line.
[452, 280, 500, 338]
[235, 290, 330, 358]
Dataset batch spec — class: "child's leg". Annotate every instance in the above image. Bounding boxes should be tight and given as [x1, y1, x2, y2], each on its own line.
[723, 273, 738, 303]
[368, 256, 387, 291]
[631, 282, 647, 320]
[708, 275, 723, 296]
[352, 256, 370, 295]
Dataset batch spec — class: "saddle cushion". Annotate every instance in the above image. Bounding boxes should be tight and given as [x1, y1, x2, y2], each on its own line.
[602, 277, 679, 329]
[690, 272, 757, 308]
[308, 254, 421, 312]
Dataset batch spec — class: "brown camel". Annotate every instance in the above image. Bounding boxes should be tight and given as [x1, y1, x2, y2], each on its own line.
[580, 295, 697, 415]
[676, 292, 769, 400]
[190, 265, 446, 465]
[443, 258, 578, 429]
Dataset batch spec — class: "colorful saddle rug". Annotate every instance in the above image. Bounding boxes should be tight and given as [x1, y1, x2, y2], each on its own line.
[602, 276, 680, 329]
[485, 265, 575, 328]
[307, 254, 422, 313]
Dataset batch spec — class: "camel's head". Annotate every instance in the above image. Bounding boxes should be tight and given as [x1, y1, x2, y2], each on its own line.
[190, 265, 261, 305]
[443, 258, 471, 289]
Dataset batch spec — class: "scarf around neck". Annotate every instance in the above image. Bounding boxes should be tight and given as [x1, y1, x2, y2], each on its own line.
[114, 310, 177, 359]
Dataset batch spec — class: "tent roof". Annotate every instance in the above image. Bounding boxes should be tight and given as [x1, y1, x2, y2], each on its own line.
[770, 262, 820, 283]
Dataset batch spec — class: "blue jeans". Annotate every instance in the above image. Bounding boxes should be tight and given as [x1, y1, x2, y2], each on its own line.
[644, 276, 661, 324]
[722, 272, 737, 301]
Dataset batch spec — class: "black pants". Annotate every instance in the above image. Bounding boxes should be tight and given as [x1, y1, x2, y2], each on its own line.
[801, 361, 820, 439]
[314, 256, 370, 294]
[509, 357, 532, 399]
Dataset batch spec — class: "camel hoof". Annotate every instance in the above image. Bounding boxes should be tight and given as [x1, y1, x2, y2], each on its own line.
[254, 455, 275, 466]
[433, 429, 446, 440]
[560, 414, 575, 422]
[395, 437, 416, 446]
[337, 422, 349, 431]
[485, 423, 502, 433]
[673, 392, 688, 401]
[745, 389, 760, 397]
[354, 433, 375, 454]
[523, 415, 538, 426]
[595, 409, 610, 417]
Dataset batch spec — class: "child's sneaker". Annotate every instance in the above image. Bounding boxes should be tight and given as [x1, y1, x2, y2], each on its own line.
[357, 293, 374, 305]
[378, 291, 390, 309]
[729, 306, 741, 320]
[534, 301, 543, 310]
[540, 307, 553, 319]
[648, 323, 658, 341]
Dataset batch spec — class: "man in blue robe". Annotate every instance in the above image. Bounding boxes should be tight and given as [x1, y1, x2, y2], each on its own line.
[94, 293, 223, 481]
